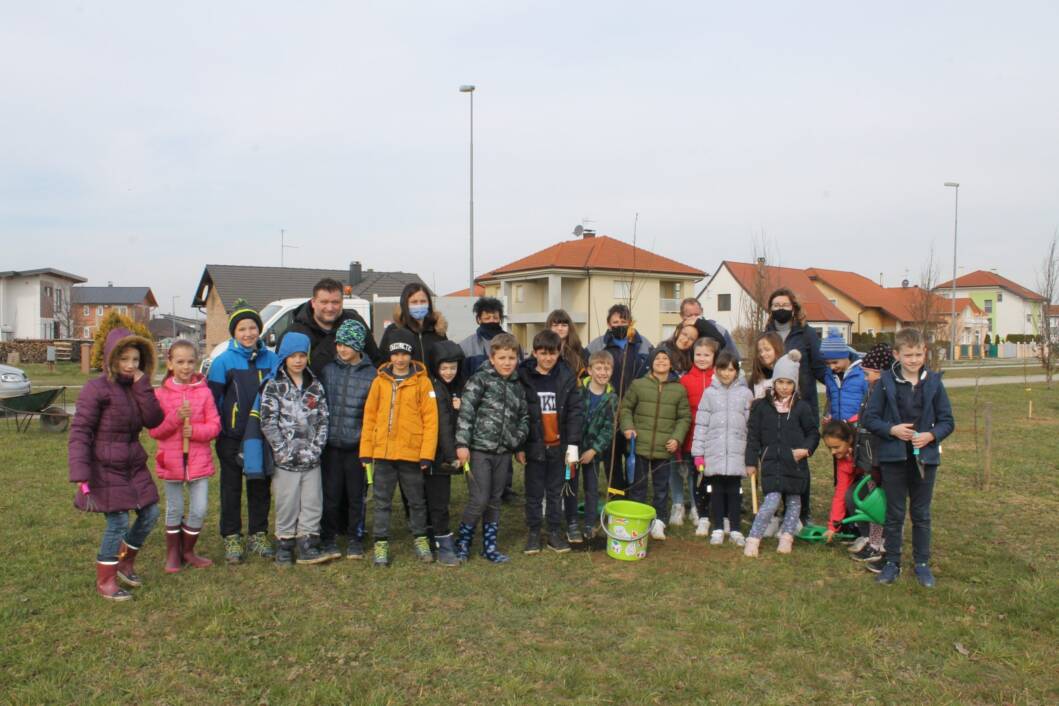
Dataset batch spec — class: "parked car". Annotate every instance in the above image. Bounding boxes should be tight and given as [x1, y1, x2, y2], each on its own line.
[0, 363, 31, 399]
[200, 296, 372, 374]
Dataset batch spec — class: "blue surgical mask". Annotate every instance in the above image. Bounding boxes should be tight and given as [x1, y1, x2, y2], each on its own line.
[409, 304, 429, 321]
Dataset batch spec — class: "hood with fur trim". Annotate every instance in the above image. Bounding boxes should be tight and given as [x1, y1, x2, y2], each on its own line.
[104, 327, 156, 382]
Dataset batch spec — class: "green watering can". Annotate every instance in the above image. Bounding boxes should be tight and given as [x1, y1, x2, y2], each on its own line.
[841, 475, 886, 526]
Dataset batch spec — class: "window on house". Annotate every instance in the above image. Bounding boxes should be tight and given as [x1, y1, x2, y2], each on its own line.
[984, 299, 993, 313]
[717, 293, 731, 312]
[118, 306, 127, 315]
[812, 326, 823, 338]
[82, 327, 90, 338]
[613, 280, 632, 300]
[82, 305, 90, 316]
[660, 325, 676, 340]
[97, 306, 104, 315]
[997, 292, 1003, 302]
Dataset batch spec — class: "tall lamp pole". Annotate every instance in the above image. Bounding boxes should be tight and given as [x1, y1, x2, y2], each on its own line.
[944, 182, 960, 362]
[460, 85, 476, 297]
[171, 295, 180, 339]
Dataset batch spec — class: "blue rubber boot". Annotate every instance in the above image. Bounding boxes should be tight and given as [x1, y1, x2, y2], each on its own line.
[454, 523, 475, 563]
[481, 521, 510, 564]
[436, 534, 459, 567]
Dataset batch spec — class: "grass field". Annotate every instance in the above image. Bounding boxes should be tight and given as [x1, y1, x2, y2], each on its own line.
[1, 383, 1057, 704]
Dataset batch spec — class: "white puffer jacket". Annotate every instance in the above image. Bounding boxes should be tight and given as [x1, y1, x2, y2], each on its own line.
[690, 375, 754, 477]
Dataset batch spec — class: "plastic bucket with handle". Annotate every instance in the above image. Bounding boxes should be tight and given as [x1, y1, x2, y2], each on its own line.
[600, 500, 656, 561]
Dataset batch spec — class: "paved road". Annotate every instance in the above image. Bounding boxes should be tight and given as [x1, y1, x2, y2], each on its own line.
[944, 374, 1048, 388]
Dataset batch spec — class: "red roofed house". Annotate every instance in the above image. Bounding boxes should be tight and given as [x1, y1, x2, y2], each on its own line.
[475, 231, 705, 347]
[698, 260, 852, 342]
[444, 284, 486, 298]
[935, 270, 1045, 339]
[806, 268, 918, 334]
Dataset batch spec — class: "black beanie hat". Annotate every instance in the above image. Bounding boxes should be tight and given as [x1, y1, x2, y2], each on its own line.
[228, 308, 263, 337]
[387, 327, 417, 356]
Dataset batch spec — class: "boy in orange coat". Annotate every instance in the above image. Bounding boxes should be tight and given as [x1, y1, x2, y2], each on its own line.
[360, 329, 439, 567]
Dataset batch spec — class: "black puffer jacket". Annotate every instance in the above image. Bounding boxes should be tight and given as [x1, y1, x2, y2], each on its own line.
[517, 357, 583, 462]
[745, 394, 820, 495]
[284, 301, 381, 375]
[319, 355, 377, 449]
[430, 340, 465, 474]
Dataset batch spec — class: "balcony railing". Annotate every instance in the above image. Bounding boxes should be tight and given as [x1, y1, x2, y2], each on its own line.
[660, 298, 681, 314]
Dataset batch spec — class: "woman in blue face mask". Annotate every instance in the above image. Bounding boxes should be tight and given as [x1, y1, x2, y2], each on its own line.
[379, 283, 449, 377]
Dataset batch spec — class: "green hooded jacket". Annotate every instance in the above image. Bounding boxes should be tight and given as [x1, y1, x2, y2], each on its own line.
[620, 370, 691, 460]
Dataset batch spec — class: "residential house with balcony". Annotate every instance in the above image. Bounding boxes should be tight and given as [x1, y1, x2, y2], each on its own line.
[0, 268, 87, 340]
[474, 231, 705, 348]
[72, 286, 158, 340]
[935, 270, 1045, 339]
[697, 261, 852, 341]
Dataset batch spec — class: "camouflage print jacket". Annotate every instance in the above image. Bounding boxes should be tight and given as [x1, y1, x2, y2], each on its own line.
[456, 360, 529, 454]
[259, 366, 329, 472]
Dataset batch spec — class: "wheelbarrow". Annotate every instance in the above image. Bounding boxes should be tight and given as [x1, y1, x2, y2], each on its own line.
[0, 387, 70, 432]
[796, 476, 886, 543]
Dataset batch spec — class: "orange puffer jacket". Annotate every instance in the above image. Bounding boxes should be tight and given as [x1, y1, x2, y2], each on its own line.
[359, 362, 438, 463]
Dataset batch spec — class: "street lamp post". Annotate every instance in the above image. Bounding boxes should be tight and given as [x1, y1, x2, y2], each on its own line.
[944, 182, 960, 362]
[459, 85, 476, 297]
[171, 295, 180, 339]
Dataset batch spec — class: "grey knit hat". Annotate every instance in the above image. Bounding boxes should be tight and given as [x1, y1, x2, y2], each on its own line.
[772, 349, 802, 390]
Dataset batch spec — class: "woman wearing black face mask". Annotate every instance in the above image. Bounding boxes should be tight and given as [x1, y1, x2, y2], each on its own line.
[764, 287, 827, 526]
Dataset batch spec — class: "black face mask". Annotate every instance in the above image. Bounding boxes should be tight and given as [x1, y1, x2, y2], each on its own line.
[771, 309, 793, 325]
[610, 325, 629, 340]
[478, 322, 503, 338]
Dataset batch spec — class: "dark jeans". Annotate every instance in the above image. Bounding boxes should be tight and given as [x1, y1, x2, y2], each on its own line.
[628, 455, 670, 525]
[565, 459, 601, 528]
[424, 473, 452, 536]
[800, 472, 811, 524]
[372, 460, 428, 541]
[99, 503, 160, 561]
[525, 447, 564, 532]
[881, 458, 937, 565]
[320, 446, 366, 543]
[706, 475, 742, 531]
[217, 435, 271, 537]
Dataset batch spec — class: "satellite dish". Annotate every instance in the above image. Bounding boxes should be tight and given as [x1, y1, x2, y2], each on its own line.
[573, 225, 584, 237]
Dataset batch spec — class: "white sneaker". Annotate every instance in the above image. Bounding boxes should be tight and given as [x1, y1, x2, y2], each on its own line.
[650, 519, 667, 541]
[709, 530, 724, 545]
[763, 516, 781, 538]
[688, 505, 700, 524]
[694, 518, 710, 536]
[729, 531, 746, 547]
[848, 536, 870, 554]
[668, 504, 684, 527]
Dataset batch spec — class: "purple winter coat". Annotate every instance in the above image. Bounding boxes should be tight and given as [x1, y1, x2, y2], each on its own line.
[68, 328, 164, 513]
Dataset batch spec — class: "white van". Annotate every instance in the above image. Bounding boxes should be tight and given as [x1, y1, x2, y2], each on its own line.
[200, 296, 371, 374]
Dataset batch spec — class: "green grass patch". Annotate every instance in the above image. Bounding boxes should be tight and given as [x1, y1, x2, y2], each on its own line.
[1, 385, 1057, 703]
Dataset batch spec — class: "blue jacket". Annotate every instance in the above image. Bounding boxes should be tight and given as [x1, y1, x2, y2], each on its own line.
[207, 339, 280, 440]
[586, 330, 653, 396]
[824, 358, 868, 422]
[320, 355, 376, 449]
[862, 365, 954, 465]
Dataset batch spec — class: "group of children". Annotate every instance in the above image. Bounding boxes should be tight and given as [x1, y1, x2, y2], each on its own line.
[69, 299, 954, 600]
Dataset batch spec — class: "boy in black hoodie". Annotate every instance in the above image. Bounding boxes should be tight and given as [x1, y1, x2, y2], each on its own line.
[517, 330, 584, 555]
[427, 340, 465, 566]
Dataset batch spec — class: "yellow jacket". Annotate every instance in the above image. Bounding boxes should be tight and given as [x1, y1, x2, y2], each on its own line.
[359, 361, 438, 463]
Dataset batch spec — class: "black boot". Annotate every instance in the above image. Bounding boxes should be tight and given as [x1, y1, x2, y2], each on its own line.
[275, 538, 295, 567]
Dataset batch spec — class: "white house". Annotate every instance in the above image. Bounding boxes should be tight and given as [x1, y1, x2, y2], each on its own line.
[935, 270, 1045, 339]
[0, 268, 87, 341]
[697, 260, 852, 340]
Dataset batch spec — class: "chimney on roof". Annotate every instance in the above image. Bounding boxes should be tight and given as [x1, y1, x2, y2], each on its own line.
[348, 261, 363, 287]
[879, 272, 884, 287]
[901, 279, 910, 288]
[107, 281, 113, 287]
[756, 257, 766, 267]
[582, 229, 596, 239]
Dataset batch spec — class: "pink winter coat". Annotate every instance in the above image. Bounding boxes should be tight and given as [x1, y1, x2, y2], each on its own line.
[149, 373, 221, 482]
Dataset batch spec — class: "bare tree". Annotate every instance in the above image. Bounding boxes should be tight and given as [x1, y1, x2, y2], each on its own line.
[735, 232, 777, 353]
[911, 245, 945, 364]
[1035, 230, 1058, 387]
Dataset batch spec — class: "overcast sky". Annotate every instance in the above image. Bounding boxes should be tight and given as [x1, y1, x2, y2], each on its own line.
[3, 2, 1057, 317]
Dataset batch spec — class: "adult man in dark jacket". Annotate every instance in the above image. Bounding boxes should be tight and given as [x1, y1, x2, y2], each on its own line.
[284, 278, 381, 376]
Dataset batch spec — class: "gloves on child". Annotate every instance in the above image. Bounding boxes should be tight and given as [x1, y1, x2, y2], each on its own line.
[693, 456, 705, 472]
[565, 445, 579, 465]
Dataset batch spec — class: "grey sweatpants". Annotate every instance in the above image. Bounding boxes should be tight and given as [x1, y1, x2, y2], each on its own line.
[164, 478, 209, 528]
[461, 450, 510, 525]
[749, 492, 801, 539]
[372, 460, 428, 540]
[272, 466, 323, 539]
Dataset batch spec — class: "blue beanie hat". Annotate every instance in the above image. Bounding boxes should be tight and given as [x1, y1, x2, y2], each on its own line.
[820, 328, 851, 360]
[336, 319, 368, 352]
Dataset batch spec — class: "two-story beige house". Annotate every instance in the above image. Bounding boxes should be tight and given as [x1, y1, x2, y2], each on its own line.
[475, 232, 705, 348]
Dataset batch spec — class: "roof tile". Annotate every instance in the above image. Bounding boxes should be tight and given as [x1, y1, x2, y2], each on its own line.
[480, 235, 704, 279]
